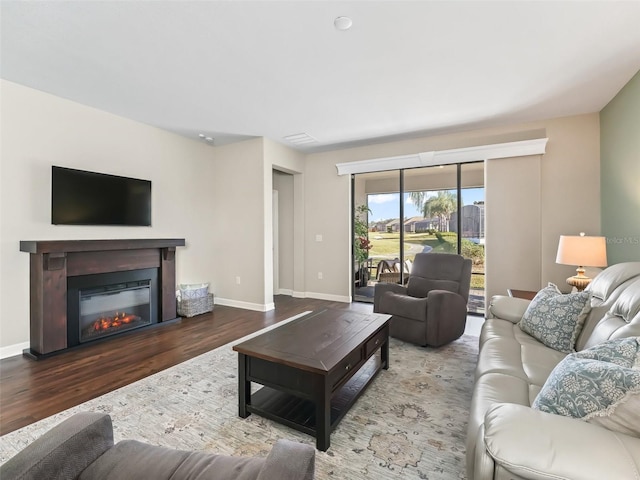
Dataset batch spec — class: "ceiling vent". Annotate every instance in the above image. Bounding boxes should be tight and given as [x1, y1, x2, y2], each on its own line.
[284, 133, 317, 146]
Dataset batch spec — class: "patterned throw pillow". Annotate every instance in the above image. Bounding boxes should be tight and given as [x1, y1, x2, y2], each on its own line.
[518, 284, 591, 353]
[533, 337, 640, 438]
[573, 336, 640, 366]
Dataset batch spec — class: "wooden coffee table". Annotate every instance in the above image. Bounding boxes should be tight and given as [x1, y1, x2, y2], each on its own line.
[232, 309, 391, 451]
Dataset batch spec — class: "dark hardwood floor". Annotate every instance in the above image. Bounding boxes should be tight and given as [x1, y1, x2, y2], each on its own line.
[0, 296, 373, 436]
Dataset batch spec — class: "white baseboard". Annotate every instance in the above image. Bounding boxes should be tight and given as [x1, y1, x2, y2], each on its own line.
[276, 288, 293, 296]
[291, 291, 351, 303]
[214, 297, 275, 312]
[1, 341, 29, 360]
[305, 292, 351, 303]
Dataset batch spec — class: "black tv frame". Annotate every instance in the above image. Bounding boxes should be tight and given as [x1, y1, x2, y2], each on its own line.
[51, 166, 152, 226]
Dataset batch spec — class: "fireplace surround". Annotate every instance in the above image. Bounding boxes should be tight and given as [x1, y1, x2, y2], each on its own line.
[20, 239, 185, 358]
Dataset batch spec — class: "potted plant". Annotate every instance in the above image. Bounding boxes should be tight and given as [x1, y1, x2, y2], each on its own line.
[354, 204, 372, 285]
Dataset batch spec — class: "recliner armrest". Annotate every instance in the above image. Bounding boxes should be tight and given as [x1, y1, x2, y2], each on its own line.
[0, 412, 114, 480]
[256, 439, 315, 480]
[488, 296, 530, 323]
[373, 282, 408, 312]
[426, 290, 468, 347]
[483, 403, 640, 480]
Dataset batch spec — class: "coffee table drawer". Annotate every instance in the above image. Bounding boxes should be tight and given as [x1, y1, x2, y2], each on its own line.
[365, 326, 387, 357]
[330, 348, 363, 389]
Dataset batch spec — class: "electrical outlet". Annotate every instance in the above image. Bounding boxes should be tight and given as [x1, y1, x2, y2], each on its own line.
[236, 276, 241, 285]
[315, 234, 323, 242]
[318, 272, 323, 279]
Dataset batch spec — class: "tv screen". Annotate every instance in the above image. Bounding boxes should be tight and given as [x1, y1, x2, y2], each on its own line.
[51, 166, 151, 226]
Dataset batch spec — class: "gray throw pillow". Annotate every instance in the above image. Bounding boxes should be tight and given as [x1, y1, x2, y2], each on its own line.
[533, 337, 640, 438]
[518, 284, 591, 353]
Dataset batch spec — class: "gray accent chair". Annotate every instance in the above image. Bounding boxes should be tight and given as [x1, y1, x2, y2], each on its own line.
[374, 253, 472, 347]
[0, 412, 315, 480]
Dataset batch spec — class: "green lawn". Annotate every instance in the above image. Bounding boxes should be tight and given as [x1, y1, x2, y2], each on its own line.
[367, 232, 485, 289]
[368, 232, 457, 258]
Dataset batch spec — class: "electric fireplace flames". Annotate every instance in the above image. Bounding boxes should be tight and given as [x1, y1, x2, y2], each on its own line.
[79, 280, 152, 343]
[84, 312, 143, 338]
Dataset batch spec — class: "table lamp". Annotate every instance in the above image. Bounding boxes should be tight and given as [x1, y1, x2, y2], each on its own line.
[555, 233, 607, 291]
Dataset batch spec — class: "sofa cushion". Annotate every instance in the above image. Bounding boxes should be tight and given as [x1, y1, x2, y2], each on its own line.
[532, 337, 640, 438]
[583, 277, 640, 349]
[518, 284, 591, 354]
[587, 262, 640, 302]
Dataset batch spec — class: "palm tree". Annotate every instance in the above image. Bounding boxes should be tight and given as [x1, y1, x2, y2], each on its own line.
[423, 191, 458, 231]
[408, 191, 426, 213]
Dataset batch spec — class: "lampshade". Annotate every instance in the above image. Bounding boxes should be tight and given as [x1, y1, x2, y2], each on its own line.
[556, 234, 607, 267]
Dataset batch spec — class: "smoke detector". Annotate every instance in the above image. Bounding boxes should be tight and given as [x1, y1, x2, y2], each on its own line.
[334, 16, 352, 31]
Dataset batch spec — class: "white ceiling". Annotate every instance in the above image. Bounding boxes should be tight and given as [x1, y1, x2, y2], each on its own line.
[2, 1, 639, 153]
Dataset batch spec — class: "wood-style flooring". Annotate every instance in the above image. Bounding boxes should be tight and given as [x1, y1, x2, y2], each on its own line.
[0, 296, 374, 436]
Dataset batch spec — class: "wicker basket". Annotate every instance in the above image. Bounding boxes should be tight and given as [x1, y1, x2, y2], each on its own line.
[177, 293, 214, 317]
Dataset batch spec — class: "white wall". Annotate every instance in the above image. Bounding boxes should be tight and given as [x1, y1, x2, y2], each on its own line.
[0, 80, 217, 352]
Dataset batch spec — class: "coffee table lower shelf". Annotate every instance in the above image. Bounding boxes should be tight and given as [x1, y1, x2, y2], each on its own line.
[246, 354, 382, 441]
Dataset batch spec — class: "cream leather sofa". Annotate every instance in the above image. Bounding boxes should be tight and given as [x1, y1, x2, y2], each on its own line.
[467, 262, 640, 480]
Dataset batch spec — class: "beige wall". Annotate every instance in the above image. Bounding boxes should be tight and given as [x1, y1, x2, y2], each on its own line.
[263, 138, 306, 297]
[0, 80, 217, 352]
[538, 114, 601, 290]
[208, 138, 269, 308]
[273, 170, 294, 292]
[600, 70, 640, 263]
[485, 156, 542, 299]
[306, 114, 601, 302]
[0, 79, 606, 352]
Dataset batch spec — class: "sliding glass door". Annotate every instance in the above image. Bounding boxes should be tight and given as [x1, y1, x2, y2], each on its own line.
[352, 161, 485, 315]
[352, 171, 400, 302]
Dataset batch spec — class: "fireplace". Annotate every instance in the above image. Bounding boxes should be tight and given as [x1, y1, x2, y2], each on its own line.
[20, 239, 185, 358]
[67, 268, 158, 347]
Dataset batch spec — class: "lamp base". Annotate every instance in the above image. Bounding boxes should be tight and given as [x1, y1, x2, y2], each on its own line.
[566, 266, 591, 292]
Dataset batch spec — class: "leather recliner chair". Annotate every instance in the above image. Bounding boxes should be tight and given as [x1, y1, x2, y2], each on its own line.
[373, 252, 472, 347]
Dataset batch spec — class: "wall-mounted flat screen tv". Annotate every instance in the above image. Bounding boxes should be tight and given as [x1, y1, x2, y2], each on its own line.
[52, 166, 151, 226]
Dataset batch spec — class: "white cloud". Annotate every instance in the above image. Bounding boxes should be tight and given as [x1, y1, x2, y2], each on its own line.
[368, 194, 398, 204]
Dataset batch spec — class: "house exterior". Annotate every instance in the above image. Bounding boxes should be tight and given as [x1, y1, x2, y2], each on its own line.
[450, 203, 485, 240]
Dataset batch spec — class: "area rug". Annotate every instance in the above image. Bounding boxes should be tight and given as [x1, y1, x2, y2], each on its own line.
[0, 313, 478, 479]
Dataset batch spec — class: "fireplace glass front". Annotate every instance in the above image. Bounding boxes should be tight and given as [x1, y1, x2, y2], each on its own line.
[79, 280, 152, 343]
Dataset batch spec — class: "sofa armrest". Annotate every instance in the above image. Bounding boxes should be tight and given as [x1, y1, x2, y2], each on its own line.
[488, 296, 530, 323]
[483, 403, 640, 480]
[0, 412, 114, 480]
[256, 439, 315, 480]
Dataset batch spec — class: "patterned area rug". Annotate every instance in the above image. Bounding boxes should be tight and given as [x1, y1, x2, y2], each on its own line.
[0, 315, 478, 479]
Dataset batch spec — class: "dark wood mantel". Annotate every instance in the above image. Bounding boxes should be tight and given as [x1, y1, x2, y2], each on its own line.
[20, 238, 186, 357]
[20, 238, 186, 254]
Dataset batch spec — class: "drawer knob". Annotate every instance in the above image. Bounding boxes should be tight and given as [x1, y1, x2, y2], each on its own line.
[345, 364, 351, 371]
[375, 339, 380, 345]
